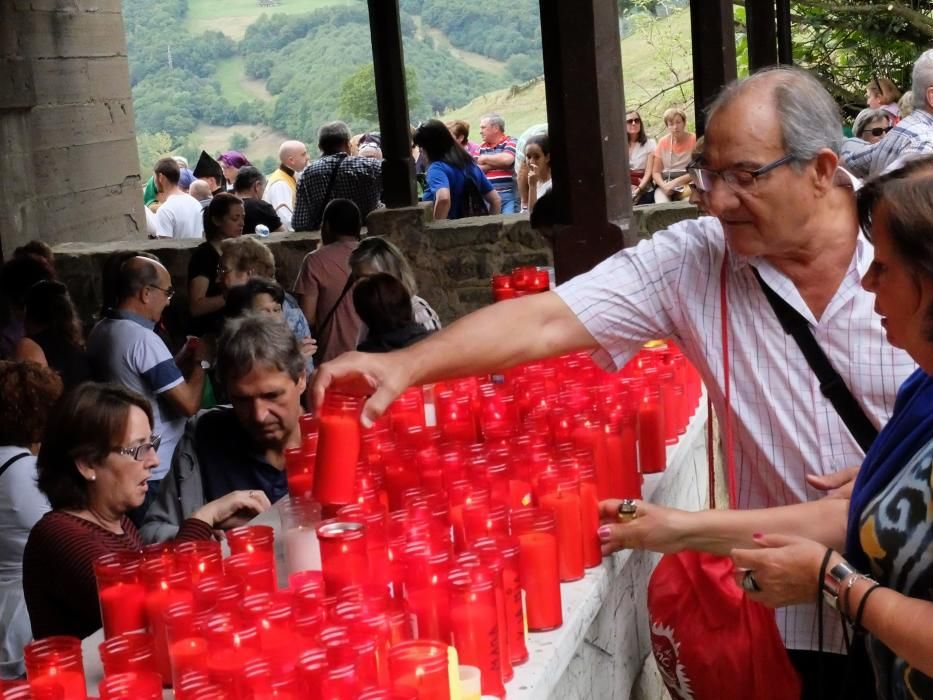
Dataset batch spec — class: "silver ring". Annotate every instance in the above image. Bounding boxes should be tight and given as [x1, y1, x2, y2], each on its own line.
[740, 569, 762, 593]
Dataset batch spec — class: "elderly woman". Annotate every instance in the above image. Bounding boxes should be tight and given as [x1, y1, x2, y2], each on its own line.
[651, 107, 696, 203]
[219, 237, 316, 371]
[853, 108, 892, 145]
[349, 236, 441, 333]
[0, 363, 61, 678]
[22, 382, 270, 640]
[599, 157, 933, 699]
[188, 193, 244, 336]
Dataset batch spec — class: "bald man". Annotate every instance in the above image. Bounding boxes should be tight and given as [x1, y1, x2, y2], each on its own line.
[87, 255, 208, 524]
[189, 179, 213, 209]
[263, 140, 310, 231]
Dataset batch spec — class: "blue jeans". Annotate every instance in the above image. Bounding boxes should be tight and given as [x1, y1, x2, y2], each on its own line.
[498, 187, 519, 214]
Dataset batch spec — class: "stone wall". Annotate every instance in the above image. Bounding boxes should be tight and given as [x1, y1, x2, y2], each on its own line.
[53, 201, 698, 340]
[0, 0, 143, 257]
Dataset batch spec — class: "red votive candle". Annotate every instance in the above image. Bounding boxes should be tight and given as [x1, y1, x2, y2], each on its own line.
[98, 672, 162, 700]
[98, 631, 158, 677]
[194, 574, 241, 614]
[537, 474, 585, 581]
[464, 544, 514, 680]
[462, 502, 509, 547]
[226, 525, 275, 557]
[510, 508, 562, 632]
[388, 641, 450, 700]
[448, 568, 504, 698]
[94, 552, 147, 639]
[483, 537, 527, 665]
[314, 391, 364, 506]
[224, 551, 277, 595]
[637, 381, 667, 473]
[317, 520, 369, 595]
[174, 540, 223, 584]
[605, 407, 642, 500]
[571, 417, 612, 500]
[141, 566, 193, 687]
[338, 504, 390, 591]
[24, 637, 87, 700]
[322, 663, 359, 700]
[402, 544, 451, 643]
[576, 464, 604, 569]
[2, 684, 64, 700]
[285, 446, 315, 499]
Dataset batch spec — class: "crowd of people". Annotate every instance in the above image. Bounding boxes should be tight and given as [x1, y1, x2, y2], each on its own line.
[0, 45, 932, 700]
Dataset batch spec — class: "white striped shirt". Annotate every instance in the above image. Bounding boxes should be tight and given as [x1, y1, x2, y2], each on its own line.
[556, 216, 916, 652]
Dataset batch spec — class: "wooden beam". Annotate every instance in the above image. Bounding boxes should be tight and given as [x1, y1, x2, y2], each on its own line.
[539, 0, 632, 283]
[746, 0, 778, 71]
[690, 0, 737, 135]
[367, 0, 416, 208]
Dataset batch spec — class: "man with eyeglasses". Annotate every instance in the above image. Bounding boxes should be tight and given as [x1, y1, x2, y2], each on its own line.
[87, 256, 209, 525]
[312, 67, 914, 698]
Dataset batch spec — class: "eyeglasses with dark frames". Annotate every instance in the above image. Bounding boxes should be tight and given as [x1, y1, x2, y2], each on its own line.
[147, 284, 175, 300]
[626, 118, 641, 124]
[687, 154, 797, 194]
[113, 434, 162, 461]
[863, 126, 892, 138]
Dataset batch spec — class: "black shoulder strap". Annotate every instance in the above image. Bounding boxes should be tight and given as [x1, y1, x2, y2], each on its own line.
[317, 275, 355, 338]
[0, 452, 30, 480]
[753, 268, 879, 452]
[321, 154, 347, 211]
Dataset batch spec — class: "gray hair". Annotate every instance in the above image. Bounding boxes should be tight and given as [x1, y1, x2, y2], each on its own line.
[481, 113, 506, 133]
[912, 49, 933, 108]
[318, 121, 352, 155]
[853, 108, 890, 138]
[215, 313, 305, 386]
[708, 67, 843, 164]
[349, 236, 418, 296]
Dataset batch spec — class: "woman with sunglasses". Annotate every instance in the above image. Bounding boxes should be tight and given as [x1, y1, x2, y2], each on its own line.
[625, 110, 657, 204]
[22, 382, 270, 641]
[853, 108, 893, 145]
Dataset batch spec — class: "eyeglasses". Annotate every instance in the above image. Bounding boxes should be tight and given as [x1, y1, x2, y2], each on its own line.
[687, 154, 797, 194]
[862, 126, 892, 138]
[114, 434, 162, 461]
[147, 284, 175, 300]
[626, 118, 641, 125]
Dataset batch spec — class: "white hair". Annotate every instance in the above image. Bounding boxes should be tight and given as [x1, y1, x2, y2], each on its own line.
[912, 49, 933, 108]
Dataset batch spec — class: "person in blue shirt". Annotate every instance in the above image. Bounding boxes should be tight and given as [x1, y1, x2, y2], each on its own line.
[413, 120, 501, 220]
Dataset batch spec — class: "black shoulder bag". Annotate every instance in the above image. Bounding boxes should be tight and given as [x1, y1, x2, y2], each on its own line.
[753, 268, 878, 452]
[0, 451, 29, 479]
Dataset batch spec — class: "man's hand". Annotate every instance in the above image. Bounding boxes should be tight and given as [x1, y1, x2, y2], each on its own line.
[299, 337, 318, 360]
[806, 466, 860, 499]
[194, 489, 272, 530]
[731, 533, 831, 609]
[311, 350, 415, 427]
[596, 499, 688, 556]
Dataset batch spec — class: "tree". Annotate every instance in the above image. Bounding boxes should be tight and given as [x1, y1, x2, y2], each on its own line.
[230, 132, 250, 151]
[789, 0, 933, 113]
[339, 64, 421, 128]
[136, 132, 176, 171]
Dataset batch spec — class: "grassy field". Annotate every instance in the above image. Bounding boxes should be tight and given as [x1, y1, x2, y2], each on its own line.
[191, 122, 291, 165]
[442, 9, 696, 140]
[214, 57, 272, 102]
[186, 0, 358, 39]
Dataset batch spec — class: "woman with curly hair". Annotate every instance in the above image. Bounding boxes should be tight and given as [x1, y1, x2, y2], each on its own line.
[0, 362, 63, 679]
[13, 281, 90, 391]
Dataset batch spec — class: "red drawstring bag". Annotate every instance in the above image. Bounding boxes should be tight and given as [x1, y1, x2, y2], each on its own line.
[645, 255, 801, 700]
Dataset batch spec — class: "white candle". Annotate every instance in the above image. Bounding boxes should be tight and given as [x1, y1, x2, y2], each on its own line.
[283, 525, 322, 575]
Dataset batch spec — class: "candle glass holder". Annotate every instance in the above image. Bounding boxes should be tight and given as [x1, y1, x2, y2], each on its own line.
[314, 391, 364, 506]
[317, 520, 368, 596]
[510, 508, 562, 631]
[448, 567, 504, 697]
[98, 631, 158, 677]
[281, 496, 323, 577]
[93, 552, 147, 639]
[23, 637, 87, 700]
[388, 640, 450, 700]
[98, 672, 162, 700]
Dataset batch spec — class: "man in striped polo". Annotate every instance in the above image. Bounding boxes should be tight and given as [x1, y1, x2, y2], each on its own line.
[478, 113, 519, 214]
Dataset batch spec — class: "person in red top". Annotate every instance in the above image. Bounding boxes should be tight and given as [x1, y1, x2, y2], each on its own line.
[477, 113, 519, 213]
[22, 383, 271, 640]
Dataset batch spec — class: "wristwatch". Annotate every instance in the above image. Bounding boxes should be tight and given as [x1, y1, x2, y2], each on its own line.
[822, 559, 858, 611]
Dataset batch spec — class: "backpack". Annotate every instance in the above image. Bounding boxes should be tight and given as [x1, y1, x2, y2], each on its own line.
[460, 171, 490, 218]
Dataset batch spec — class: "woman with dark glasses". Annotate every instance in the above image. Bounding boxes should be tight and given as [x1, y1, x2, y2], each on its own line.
[626, 110, 657, 204]
[853, 108, 893, 145]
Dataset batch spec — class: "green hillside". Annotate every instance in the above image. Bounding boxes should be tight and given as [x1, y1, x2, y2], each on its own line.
[443, 9, 695, 141]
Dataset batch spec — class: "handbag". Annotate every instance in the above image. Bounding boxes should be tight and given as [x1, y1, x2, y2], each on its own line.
[646, 253, 802, 700]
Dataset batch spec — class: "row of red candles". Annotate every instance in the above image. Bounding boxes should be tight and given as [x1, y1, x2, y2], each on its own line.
[8, 343, 702, 700]
[490, 265, 552, 302]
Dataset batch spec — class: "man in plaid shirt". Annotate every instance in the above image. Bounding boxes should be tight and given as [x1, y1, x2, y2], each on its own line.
[843, 49, 933, 177]
[293, 121, 383, 232]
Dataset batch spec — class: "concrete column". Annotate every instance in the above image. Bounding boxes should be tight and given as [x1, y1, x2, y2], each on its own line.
[0, 0, 144, 256]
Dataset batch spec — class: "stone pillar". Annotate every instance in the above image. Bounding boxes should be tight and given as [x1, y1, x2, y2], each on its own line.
[538, 0, 632, 284]
[0, 0, 143, 257]
[689, 0, 737, 136]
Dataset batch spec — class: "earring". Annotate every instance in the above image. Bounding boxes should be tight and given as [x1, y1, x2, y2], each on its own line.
[90, 474, 96, 482]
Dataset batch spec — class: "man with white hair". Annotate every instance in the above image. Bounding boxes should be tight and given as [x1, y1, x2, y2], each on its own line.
[263, 140, 309, 231]
[843, 49, 933, 176]
[477, 113, 519, 213]
[314, 67, 914, 697]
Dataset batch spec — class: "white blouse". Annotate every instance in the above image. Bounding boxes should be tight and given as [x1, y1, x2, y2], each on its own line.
[627, 138, 657, 171]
